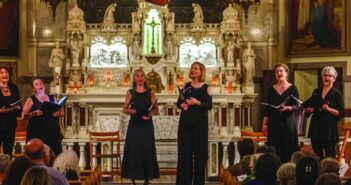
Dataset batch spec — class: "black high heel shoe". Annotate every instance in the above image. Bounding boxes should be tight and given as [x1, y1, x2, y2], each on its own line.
[143, 180, 150, 185]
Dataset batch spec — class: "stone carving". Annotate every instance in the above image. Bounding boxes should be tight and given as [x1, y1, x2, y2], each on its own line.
[71, 46, 80, 67]
[132, 34, 141, 60]
[132, 12, 141, 33]
[192, 3, 203, 24]
[222, 3, 239, 23]
[164, 34, 175, 60]
[165, 13, 174, 32]
[68, 69, 82, 88]
[68, 3, 84, 21]
[49, 41, 65, 78]
[103, 3, 117, 24]
[242, 42, 255, 85]
[226, 40, 235, 66]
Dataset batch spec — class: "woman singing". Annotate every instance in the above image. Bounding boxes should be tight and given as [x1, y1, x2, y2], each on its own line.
[176, 62, 212, 185]
[306, 66, 344, 158]
[22, 79, 64, 156]
[262, 63, 299, 162]
[0, 66, 21, 157]
[121, 69, 159, 185]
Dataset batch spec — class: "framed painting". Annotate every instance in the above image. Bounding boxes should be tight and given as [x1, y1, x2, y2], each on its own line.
[0, 0, 19, 57]
[288, 0, 350, 57]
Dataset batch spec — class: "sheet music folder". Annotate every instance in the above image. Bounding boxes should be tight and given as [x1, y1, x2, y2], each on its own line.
[4, 97, 24, 109]
[41, 96, 68, 114]
[301, 94, 325, 110]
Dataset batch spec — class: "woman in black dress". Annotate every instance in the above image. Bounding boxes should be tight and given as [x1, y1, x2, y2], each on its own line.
[0, 66, 21, 157]
[262, 63, 299, 162]
[121, 69, 159, 185]
[22, 79, 64, 156]
[306, 66, 344, 159]
[176, 62, 212, 185]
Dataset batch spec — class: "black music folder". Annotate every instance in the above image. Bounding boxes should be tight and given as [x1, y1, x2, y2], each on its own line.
[41, 96, 68, 114]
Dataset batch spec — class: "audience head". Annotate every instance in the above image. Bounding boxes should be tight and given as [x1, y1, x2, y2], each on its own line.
[277, 162, 296, 185]
[43, 144, 55, 167]
[24, 138, 45, 162]
[255, 145, 268, 154]
[267, 146, 276, 155]
[0, 154, 10, 173]
[238, 138, 255, 157]
[320, 157, 339, 175]
[296, 156, 320, 185]
[20, 166, 50, 185]
[315, 173, 342, 185]
[53, 149, 80, 180]
[240, 155, 253, 175]
[254, 153, 282, 184]
[291, 151, 305, 164]
[2, 156, 35, 185]
[250, 153, 263, 172]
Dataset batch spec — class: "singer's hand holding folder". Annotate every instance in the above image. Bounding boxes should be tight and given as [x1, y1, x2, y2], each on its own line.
[41, 96, 68, 115]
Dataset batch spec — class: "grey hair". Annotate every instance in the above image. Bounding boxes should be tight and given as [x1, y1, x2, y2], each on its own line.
[321, 66, 338, 78]
[53, 149, 80, 175]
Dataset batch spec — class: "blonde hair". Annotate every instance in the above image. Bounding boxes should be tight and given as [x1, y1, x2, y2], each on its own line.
[274, 63, 289, 73]
[189, 62, 206, 82]
[277, 162, 296, 185]
[20, 166, 51, 185]
[132, 69, 149, 89]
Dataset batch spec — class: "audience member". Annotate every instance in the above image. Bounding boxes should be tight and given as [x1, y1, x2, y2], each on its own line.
[276, 162, 296, 185]
[320, 157, 339, 175]
[296, 156, 319, 185]
[20, 166, 50, 185]
[246, 153, 282, 185]
[24, 138, 69, 185]
[43, 144, 55, 167]
[0, 154, 10, 173]
[53, 149, 80, 180]
[229, 138, 255, 176]
[314, 172, 342, 185]
[255, 145, 268, 154]
[291, 151, 305, 164]
[2, 156, 35, 185]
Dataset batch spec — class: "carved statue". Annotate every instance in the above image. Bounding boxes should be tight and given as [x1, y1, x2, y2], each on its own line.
[132, 35, 141, 60]
[226, 40, 235, 65]
[242, 42, 256, 85]
[146, 69, 165, 93]
[132, 13, 140, 33]
[103, 3, 117, 24]
[222, 3, 239, 23]
[166, 13, 174, 32]
[68, 3, 84, 21]
[192, 3, 204, 24]
[164, 34, 175, 60]
[49, 41, 65, 77]
[71, 46, 80, 67]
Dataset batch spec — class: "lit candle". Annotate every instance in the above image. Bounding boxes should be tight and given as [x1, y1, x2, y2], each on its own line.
[211, 74, 218, 86]
[228, 82, 233, 93]
[89, 76, 94, 87]
[168, 84, 173, 94]
[106, 70, 111, 81]
[123, 74, 129, 86]
[73, 87, 78, 93]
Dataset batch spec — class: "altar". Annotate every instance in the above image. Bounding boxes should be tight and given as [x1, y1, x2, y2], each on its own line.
[49, 0, 258, 179]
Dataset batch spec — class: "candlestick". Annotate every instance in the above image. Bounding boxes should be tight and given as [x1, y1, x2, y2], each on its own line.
[89, 76, 94, 87]
[123, 74, 129, 86]
[106, 70, 111, 81]
[228, 82, 233, 93]
[73, 87, 78, 93]
[168, 84, 173, 94]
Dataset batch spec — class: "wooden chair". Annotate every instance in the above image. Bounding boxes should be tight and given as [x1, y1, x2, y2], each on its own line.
[88, 131, 122, 182]
[338, 122, 351, 163]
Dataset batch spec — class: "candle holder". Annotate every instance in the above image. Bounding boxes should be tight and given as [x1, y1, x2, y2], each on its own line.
[106, 70, 111, 81]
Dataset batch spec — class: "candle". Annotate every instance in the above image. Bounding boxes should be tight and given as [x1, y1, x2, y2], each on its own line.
[106, 70, 111, 81]
[73, 87, 78, 93]
[228, 82, 233, 93]
[89, 76, 94, 87]
[211, 74, 218, 86]
[123, 74, 129, 86]
[168, 84, 173, 94]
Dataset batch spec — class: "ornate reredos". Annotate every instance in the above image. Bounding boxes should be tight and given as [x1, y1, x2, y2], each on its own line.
[64, 1, 256, 95]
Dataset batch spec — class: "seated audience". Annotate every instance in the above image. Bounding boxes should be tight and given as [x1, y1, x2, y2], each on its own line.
[0, 154, 10, 179]
[229, 138, 255, 176]
[296, 156, 320, 185]
[320, 157, 339, 175]
[276, 162, 296, 185]
[43, 144, 55, 167]
[255, 145, 276, 155]
[20, 166, 50, 185]
[314, 172, 342, 185]
[24, 138, 69, 185]
[2, 156, 35, 185]
[290, 151, 305, 164]
[53, 149, 80, 180]
[245, 153, 281, 185]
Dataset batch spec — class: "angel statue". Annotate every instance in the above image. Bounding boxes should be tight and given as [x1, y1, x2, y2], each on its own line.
[192, 3, 204, 24]
[103, 3, 117, 24]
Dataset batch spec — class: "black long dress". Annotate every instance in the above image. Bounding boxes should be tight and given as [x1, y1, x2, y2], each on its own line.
[265, 85, 299, 162]
[308, 87, 344, 158]
[121, 89, 160, 180]
[176, 82, 212, 185]
[0, 83, 21, 157]
[26, 95, 63, 156]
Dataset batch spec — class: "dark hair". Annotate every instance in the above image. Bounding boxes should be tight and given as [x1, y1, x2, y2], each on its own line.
[254, 153, 282, 184]
[315, 173, 341, 185]
[2, 156, 36, 185]
[0, 154, 10, 173]
[238, 138, 255, 156]
[296, 156, 320, 185]
[255, 145, 268, 154]
[0, 66, 12, 84]
[274, 63, 289, 73]
[291, 151, 305, 164]
[240, 155, 252, 174]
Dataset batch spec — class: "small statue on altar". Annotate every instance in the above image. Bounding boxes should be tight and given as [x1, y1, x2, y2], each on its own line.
[222, 3, 239, 23]
[68, 3, 84, 21]
[103, 3, 117, 24]
[68, 69, 82, 87]
[192, 3, 204, 24]
[132, 35, 141, 60]
[132, 13, 140, 33]
[49, 41, 65, 78]
[71, 46, 80, 67]
[164, 34, 175, 60]
[242, 42, 256, 85]
[226, 40, 235, 65]
[166, 13, 174, 32]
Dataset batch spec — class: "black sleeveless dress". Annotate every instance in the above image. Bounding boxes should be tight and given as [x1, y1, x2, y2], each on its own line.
[121, 89, 160, 180]
[26, 95, 63, 156]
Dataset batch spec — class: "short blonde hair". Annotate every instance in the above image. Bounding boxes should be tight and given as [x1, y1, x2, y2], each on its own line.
[189, 62, 206, 82]
[321, 66, 338, 78]
[277, 162, 296, 185]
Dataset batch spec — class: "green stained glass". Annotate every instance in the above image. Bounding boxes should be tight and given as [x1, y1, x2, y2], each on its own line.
[143, 9, 163, 54]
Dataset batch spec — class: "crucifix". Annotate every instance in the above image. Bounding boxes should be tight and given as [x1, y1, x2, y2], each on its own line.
[146, 17, 160, 54]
